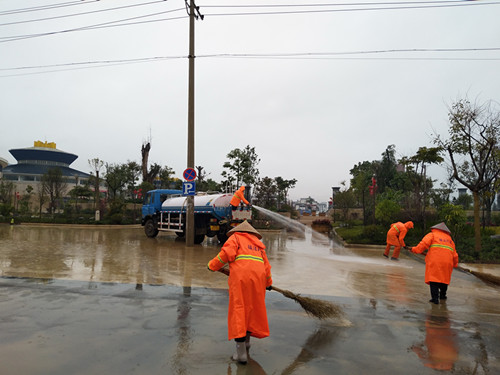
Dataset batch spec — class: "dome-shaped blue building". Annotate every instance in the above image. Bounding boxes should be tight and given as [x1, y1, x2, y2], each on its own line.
[2, 141, 90, 188]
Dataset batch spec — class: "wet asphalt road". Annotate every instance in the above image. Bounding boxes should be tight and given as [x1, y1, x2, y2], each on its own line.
[0, 224, 499, 375]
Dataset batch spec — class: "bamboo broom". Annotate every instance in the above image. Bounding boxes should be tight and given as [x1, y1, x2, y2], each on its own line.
[457, 266, 500, 286]
[218, 269, 344, 320]
[404, 247, 500, 287]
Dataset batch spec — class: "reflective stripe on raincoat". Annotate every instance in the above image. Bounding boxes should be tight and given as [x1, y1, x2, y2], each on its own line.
[411, 229, 458, 285]
[207, 232, 272, 340]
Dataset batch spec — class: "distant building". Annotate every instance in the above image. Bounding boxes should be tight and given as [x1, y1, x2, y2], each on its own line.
[1, 141, 90, 193]
[293, 197, 326, 214]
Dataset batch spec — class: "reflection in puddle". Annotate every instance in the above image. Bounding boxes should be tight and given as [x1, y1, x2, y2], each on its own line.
[411, 304, 458, 371]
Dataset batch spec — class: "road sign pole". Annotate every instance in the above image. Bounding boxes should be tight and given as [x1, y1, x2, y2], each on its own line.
[186, 0, 195, 247]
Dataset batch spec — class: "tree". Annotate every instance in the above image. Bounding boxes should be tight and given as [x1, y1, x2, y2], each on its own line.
[35, 181, 47, 218]
[435, 98, 500, 252]
[480, 154, 500, 226]
[141, 141, 152, 183]
[438, 203, 467, 241]
[105, 163, 129, 202]
[19, 185, 34, 215]
[196, 166, 221, 192]
[88, 158, 104, 210]
[124, 161, 141, 199]
[69, 184, 92, 213]
[350, 161, 376, 225]
[41, 168, 67, 215]
[375, 198, 402, 226]
[0, 179, 14, 206]
[453, 192, 473, 210]
[253, 177, 278, 210]
[334, 186, 356, 221]
[429, 180, 454, 211]
[158, 165, 175, 189]
[374, 145, 397, 194]
[222, 146, 260, 188]
[400, 146, 443, 230]
[0, 179, 15, 216]
[274, 176, 297, 210]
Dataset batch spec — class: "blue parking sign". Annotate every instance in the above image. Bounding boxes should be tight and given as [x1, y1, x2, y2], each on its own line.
[183, 181, 196, 196]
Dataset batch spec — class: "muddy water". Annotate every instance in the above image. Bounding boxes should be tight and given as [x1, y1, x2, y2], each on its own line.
[1, 223, 498, 316]
[1, 223, 500, 374]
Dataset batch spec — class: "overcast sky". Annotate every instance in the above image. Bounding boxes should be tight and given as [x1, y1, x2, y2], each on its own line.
[1, 0, 499, 202]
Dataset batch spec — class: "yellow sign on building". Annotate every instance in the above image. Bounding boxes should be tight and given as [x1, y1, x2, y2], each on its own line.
[34, 140, 56, 149]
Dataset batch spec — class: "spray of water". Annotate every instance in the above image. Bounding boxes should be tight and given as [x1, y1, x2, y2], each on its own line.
[253, 205, 407, 268]
[253, 205, 307, 233]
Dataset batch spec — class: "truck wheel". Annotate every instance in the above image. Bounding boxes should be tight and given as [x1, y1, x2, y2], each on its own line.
[217, 232, 228, 244]
[194, 234, 205, 244]
[144, 219, 159, 238]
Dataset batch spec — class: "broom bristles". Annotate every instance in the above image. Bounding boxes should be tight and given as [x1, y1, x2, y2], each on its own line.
[217, 269, 344, 319]
[271, 286, 344, 320]
[462, 268, 500, 286]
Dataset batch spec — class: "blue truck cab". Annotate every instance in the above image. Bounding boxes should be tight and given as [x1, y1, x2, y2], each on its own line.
[141, 189, 182, 224]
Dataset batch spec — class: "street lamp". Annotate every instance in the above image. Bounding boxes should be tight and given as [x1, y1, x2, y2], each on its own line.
[331, 186, 340, 222]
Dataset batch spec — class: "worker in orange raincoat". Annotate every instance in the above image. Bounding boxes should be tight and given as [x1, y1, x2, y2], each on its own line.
[384, 221, 414, 260]
[207, 220, 272, 365]
[410, 222, 459, 304]
[230, 186, 250, 210]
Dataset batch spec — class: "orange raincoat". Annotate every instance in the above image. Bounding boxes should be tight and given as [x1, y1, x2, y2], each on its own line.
[386, 221, 412, 247]
[384, 221, 413, 258]
[411, 228, 458, 285]
[208, 232, 272, 340]
[230, 186, 250, 207]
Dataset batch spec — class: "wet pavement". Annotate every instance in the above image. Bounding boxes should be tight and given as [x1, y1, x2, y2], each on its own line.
[0, 224, 499, 375]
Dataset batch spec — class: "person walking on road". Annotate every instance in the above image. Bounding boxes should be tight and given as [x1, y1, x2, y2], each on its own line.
[384, 221, 414, 260]
[230, 186, 250, 210]
[410, 222, 459, 304]
[207, 220, 273, 364]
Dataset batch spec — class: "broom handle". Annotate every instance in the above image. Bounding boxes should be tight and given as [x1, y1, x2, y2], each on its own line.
[404, 247, 497, 280]
[217, 269, 275, 291]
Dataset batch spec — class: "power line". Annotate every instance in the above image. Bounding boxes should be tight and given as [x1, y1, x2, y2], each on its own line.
[0, 0, 97, 16]
[201, 1, 500, 17]
[0, 8, 186, 43]
[0, 0, 169, 27]
[1, 1, 497, 44]
[202, 1, 483, 9]
[198, 47, 500, 58]
[0, 56, 185, 77]
[2, 47, 499, 77]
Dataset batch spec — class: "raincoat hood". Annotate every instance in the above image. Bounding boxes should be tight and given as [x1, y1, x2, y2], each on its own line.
[431, 222, 451, 234]
[227, 220, 262, 239]
[405, 221, 414, 229]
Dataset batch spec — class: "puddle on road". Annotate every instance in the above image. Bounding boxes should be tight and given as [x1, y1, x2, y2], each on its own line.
[1, 224, 499, 375]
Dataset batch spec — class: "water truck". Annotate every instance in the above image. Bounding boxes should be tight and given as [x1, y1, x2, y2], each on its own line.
[141, 189, 252, 244]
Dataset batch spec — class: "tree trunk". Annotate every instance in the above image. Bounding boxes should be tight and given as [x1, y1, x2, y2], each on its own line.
[473, 190, 481, 252]
[141, 142, 150, 182]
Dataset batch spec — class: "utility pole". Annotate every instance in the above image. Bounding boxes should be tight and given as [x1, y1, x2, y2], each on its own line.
[186, 0, 203, 246]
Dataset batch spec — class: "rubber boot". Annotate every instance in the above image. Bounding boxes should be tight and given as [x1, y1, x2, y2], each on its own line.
[232, 342, 248, 364]
[245, 332, 251, 351]
[429, 283, 439, 304]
